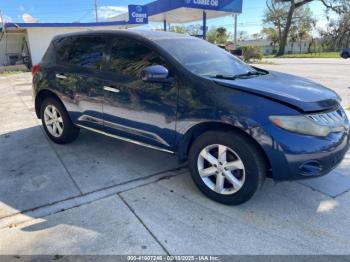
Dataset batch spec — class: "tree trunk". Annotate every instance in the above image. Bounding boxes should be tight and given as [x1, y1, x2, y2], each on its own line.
[277, 0, 295, 56]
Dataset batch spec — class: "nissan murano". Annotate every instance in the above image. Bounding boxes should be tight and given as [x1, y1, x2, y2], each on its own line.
[32, 30, 350, 205]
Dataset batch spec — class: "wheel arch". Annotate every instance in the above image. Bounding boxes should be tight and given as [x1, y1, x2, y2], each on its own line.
[35, 89, 64, 119]
[177, 121, 272, 175]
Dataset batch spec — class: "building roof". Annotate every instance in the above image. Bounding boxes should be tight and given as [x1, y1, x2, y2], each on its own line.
[4, 0, 244, 30]
[148, 0, 243, 15]
[109, 0, 243, 23]
[4, 21, 128, 29]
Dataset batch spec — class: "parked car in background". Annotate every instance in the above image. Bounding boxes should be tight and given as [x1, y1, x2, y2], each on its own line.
[341, 48, 349, 59]
[32, 30, 350, 205]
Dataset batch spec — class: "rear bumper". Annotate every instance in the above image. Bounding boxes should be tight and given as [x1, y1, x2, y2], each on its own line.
[253, 124, 350, 181]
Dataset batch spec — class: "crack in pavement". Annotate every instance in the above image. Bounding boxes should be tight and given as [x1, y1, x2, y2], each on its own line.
[0, 167, 187, 229]
[119, 193, 172, 256]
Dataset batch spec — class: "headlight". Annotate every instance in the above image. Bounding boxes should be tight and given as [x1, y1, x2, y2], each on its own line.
[269, 115, 332, 137]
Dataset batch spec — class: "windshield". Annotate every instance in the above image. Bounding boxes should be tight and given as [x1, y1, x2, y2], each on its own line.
[156, 37, 256, 78]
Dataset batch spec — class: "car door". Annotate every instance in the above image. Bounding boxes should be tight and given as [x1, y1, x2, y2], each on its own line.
[53, 35, 107, 130]
[101, 36, 178, 151]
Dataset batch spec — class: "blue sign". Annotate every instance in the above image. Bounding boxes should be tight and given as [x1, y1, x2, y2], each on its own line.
[183, 0, 243, 13]
[128, 5, 148, 24]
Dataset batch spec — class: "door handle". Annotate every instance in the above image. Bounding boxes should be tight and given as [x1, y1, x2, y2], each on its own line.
[104, 86, 120, 93]
[56, 74, 67, 79]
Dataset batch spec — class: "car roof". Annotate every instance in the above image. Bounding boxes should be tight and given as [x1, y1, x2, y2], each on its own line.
[53, 29, 194, 42]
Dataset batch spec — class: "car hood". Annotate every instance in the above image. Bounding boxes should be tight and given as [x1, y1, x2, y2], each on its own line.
[213, 71, 340, 112]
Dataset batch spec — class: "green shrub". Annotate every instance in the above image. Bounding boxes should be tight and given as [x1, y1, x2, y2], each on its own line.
[241, 46, 263, 63]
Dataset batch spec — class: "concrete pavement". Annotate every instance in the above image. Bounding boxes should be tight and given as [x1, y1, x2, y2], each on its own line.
[0, 196, 166, 255]
[120, 175, 350, 255]
[0, 61, 350, 255]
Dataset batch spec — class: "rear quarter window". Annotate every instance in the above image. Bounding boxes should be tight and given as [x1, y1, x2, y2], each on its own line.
[42, 42, 54, 62]
[55, 36, 105, 70]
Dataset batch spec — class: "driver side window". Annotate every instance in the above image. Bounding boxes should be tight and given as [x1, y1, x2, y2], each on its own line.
[108, 37, 165, 78]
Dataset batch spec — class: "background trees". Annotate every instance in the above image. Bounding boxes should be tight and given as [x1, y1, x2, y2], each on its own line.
[319, 13, 350, 51]
[262, 0, 349, 55]
[207, 27, 231, 45]
[169, 25, 187, 34]
[273, 0, 348, 55]
[261, 27, 279, 52]
[263, 0, 315, 55]
[168, 0, 349, 56]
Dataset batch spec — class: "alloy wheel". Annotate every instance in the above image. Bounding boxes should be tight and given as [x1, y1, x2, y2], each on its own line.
[44, 105, 64, 138]
[197, 144, 246, 195]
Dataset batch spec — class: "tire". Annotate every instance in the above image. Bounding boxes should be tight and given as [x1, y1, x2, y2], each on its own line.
[188, 130, 266, 205]
[341, 52, 349, 59]
[40, 97, 80, 144]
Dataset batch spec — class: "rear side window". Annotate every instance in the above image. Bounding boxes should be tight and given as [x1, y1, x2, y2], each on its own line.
[55, 36, 105, 69]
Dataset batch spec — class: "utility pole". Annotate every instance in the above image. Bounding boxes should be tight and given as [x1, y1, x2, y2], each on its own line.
[234, 14, 238, 48]
[0, 10, 6, 66]
[94, 0, 98, 22]
[0, 10, 4, 29]
[202, 11, 207, 40]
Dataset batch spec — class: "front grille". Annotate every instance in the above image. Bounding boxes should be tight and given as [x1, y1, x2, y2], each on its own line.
[306, 108, 347, 126]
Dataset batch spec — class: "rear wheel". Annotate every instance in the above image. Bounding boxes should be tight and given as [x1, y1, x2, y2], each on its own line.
[341, 52, 349, 59]
[188, 130, 266, 205]
[40, 97, 79, 144]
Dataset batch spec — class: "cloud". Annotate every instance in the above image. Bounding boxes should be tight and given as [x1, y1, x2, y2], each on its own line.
[0, 15, 13, 23]
[19, 5, 25, 11]
[97, 6, 128, 19]
[22, 13, 38, 23]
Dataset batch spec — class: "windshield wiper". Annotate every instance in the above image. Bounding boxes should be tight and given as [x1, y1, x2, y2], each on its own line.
[206, 71, 267, 81]
[233, 71, 266, 79]
[207, 74, 237, 80]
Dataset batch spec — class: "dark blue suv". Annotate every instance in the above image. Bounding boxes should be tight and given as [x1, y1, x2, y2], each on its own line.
[32, 30, 350, 205]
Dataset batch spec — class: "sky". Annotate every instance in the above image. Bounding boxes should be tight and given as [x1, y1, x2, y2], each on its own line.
[0, 0, 332, 36]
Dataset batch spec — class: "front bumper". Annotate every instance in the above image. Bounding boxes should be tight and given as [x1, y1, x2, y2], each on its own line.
[253, 123, 350, 181]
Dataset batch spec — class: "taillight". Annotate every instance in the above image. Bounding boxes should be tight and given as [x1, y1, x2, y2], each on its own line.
[32, 64, 40, 76]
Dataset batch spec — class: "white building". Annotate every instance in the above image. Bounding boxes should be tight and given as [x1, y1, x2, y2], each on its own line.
[0, 30, 25, 66]
[238, 39, 310, 55]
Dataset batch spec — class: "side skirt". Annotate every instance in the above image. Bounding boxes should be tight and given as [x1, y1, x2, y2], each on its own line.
[75, 124, 175, 155]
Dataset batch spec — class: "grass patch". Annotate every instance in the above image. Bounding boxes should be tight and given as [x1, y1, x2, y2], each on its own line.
[264, 52, 339, 59]
[252, 60, 277, 65]
[0, 71, 26, 76]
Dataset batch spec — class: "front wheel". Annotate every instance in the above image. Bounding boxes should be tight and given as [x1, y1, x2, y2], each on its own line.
[188, 130, 267, 205]
[341, 52, 349, 59]
[40, 97, 80, 144]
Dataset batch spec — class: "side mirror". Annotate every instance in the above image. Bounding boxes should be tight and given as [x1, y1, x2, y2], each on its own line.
[141, 65, 172, 84]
